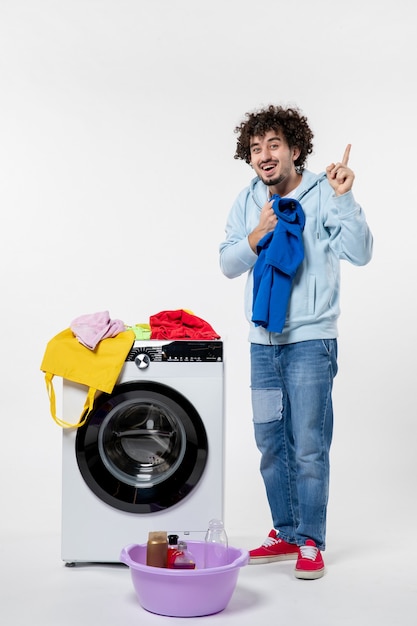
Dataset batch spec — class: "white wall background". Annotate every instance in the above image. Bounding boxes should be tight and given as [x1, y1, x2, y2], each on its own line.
[1, 0, 415, 544]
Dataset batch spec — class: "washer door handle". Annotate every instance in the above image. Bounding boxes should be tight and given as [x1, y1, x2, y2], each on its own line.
[135, 353, 151, 369]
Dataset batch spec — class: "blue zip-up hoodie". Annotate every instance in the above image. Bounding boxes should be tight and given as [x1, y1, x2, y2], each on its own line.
[252, 196, 306, 333]
[219, 171, 373, 345]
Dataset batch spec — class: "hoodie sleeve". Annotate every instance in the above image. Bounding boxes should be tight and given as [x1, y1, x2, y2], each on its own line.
[324, 190, 373, 266]
[219, 187, 259, 279]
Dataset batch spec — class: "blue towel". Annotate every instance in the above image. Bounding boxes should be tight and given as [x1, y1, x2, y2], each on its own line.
[252, 195, 305, 333]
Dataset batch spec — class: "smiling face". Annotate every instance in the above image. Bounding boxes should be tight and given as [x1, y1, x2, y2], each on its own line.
[249, 129, 301, 195]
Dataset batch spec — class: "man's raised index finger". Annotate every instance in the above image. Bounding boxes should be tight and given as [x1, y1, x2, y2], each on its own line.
[342, 144, 351, 166]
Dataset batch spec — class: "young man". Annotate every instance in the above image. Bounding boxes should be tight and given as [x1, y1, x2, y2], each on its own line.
[219, 105, 373, 579]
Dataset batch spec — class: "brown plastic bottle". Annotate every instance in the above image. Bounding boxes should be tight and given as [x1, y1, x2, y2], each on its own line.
[146, 531, 168, 568]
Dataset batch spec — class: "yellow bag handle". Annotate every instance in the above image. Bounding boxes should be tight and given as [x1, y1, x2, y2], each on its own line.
[44, 372, 96, 429]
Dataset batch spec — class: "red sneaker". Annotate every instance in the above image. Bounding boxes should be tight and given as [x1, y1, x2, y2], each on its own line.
[295, 539, 325, 579]
[249, 530, 298, 564]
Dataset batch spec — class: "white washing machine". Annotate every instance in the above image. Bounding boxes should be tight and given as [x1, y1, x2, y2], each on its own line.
[61, 339, 224, 565]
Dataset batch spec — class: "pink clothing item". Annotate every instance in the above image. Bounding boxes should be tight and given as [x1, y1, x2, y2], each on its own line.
[150, 309, 220, 340]
[70, 311, 126, 350]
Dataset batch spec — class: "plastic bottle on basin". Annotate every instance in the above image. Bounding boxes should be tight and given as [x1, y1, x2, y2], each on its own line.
[171, 541, 196, 569]
[167, 534, 179, 568]
[204, 519, 228, 568]
[146, 531, 168, 568]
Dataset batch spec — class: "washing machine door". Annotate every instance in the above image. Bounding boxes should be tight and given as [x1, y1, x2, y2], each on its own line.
[75, 381, 208, 513]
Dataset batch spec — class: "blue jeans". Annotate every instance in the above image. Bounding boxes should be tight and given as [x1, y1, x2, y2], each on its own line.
[250, 340, 338, 550]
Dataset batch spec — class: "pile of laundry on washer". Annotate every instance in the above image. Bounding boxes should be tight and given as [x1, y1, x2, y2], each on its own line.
[71, 308, 221, 347]
[40, 309, 221, 428]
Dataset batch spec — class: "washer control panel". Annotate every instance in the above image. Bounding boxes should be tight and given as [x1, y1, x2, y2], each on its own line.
[126, 340, 223, 364]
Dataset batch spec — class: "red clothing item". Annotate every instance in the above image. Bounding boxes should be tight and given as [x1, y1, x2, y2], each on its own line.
[150, 309, 220, 340]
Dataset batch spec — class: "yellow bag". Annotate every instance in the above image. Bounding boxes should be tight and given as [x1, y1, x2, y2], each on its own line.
[40, 328, 135, 428]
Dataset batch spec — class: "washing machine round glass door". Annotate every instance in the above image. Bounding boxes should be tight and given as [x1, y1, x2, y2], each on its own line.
[75, 381, 208, 513]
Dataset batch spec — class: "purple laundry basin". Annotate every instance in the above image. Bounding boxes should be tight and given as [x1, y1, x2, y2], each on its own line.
[120, 540, 249, 617]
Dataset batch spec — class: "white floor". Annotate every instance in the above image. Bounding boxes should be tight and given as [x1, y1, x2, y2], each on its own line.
[2, 529, 416, 626]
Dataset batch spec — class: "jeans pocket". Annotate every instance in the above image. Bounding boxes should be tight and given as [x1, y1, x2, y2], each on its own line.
[321, 339, 338, 377]
[321, 339, 332, 355]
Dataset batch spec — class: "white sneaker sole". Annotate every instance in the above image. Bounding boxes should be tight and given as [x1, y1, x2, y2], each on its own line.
[294, 566, 325, 579]
[249, 553, 298, 565]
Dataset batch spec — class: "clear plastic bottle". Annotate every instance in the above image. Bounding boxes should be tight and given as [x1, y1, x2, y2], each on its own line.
[171, 540, 196, 569]
[204, 519, 228, 568]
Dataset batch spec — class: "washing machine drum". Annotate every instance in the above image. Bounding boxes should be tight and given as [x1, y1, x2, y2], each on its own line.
[75, 382, 208, 513]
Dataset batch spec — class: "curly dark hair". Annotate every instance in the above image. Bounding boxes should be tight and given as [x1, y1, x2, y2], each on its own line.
[234, 105, 314, 171]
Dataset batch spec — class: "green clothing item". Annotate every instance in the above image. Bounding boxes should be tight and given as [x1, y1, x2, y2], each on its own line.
[127, 324, 151, 340]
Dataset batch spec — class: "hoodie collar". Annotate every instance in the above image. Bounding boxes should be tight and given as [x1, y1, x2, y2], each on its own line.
[250, 170, 327, 209]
